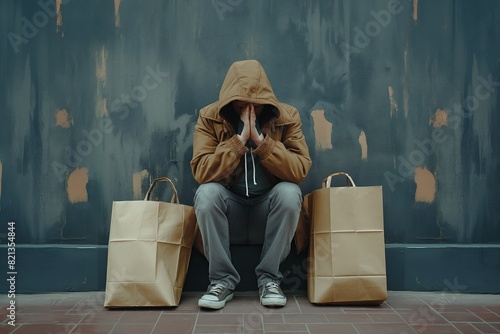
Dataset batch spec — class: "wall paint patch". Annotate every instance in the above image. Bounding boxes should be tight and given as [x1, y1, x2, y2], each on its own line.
[133, 169, 150, 200]
[96, 98, 108, 118]
[358, 130, 368, 160]
[56, 0, 63, 30]
[311, 109, 333, 150]
[431, 108, 448, 128]
[403, 46, 410, 118]
[412, 0, 418, 21]
[96, 46, 108, 117]
[114, 0, 121, 28]
[415, 167, 436, 203]
[67, 168, 89, 203]
[96, 47, 107, 82]
[388, 86, 399, 118]
[55, 108, 73, 128]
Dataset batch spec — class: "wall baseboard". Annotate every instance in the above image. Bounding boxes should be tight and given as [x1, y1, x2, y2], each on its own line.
[1, 244, 498, 294]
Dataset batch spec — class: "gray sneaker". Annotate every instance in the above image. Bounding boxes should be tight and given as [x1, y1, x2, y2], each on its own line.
[259, 282, 287, 307]
[198, 283, 234, 310]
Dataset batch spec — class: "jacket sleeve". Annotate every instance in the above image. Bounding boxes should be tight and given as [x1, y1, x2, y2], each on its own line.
[190, 111, 248, 184]
[253, 108, 312, 183]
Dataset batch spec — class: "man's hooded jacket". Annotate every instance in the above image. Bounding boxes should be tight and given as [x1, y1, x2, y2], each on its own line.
[190, 60, 312, 194]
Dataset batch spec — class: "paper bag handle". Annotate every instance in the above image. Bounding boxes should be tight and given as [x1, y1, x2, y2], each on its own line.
[144, 177, 179, 203]
[322, 172, 357, 188]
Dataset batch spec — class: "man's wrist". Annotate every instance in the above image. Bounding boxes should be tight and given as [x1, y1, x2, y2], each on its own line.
[237, 134, 247, 145]
[253, 134, 264, 147]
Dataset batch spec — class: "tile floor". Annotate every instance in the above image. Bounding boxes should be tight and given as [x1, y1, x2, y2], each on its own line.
[0, 290, 499, 334]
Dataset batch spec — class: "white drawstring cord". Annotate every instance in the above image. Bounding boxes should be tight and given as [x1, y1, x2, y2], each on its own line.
[250, 148, 257, 186]
[244, 148, 258, 197]
[244, 152, 249, 197]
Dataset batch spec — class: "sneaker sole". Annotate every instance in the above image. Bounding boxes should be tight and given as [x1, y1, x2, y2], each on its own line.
[260, 297, 287, 307]
[198, 293, 234, 310]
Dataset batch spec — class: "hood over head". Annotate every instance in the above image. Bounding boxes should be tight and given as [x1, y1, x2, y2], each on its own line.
[217, 60, 282, 125]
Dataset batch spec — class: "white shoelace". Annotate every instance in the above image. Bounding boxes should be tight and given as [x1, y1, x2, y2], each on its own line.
[265, 282, 281, 295]
[209, 284, 225, 296]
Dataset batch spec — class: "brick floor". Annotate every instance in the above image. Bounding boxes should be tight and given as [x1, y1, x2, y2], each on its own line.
[0, 291, 499, 333]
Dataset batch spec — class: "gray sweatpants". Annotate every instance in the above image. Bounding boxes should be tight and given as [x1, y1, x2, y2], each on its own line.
[194, 182, 302, 290]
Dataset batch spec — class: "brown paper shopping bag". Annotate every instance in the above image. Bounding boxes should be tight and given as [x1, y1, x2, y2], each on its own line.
[307, 172, 387, 304]
[104, 177, 196, 307]
[294, 193, 311, 254]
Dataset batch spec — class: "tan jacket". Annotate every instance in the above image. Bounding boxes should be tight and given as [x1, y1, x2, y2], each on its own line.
[190, 60, 312, 188]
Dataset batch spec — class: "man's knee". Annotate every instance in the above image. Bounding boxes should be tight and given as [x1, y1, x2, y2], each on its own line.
[194, 182, 225, 211]
[274, 182, 302, 201]
[272, 182, 302, 210]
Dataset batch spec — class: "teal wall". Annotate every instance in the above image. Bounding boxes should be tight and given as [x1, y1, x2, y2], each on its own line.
[1, 0, 499, 293]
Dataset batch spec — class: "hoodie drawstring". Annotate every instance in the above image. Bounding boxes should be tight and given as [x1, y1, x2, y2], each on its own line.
[244, 148, 258, 197]
[251, 148, 257, 186]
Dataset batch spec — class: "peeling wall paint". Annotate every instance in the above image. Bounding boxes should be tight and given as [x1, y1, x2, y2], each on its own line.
[403, 46, 410, 119]
[95, 46, 108, 117]
[67, 168, 89, 203]
[431, 108, 448, 128]
[412, 0, 419, 21]
[95, 47, 107, 83]
[311, 109, 333, 150]
[114, 0, 121, 28]
[388, 86, 399, 118]
[55, 108, 73, 128]
[358, 130, 368, 160]
[133, 169, 149, 200]
[0, 0, 499, 246]
[56, 0, 63, 30]
[415, 167, 436, 203]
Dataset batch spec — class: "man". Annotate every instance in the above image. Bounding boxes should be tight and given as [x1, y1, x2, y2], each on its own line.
[191, 59, 311, 309]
